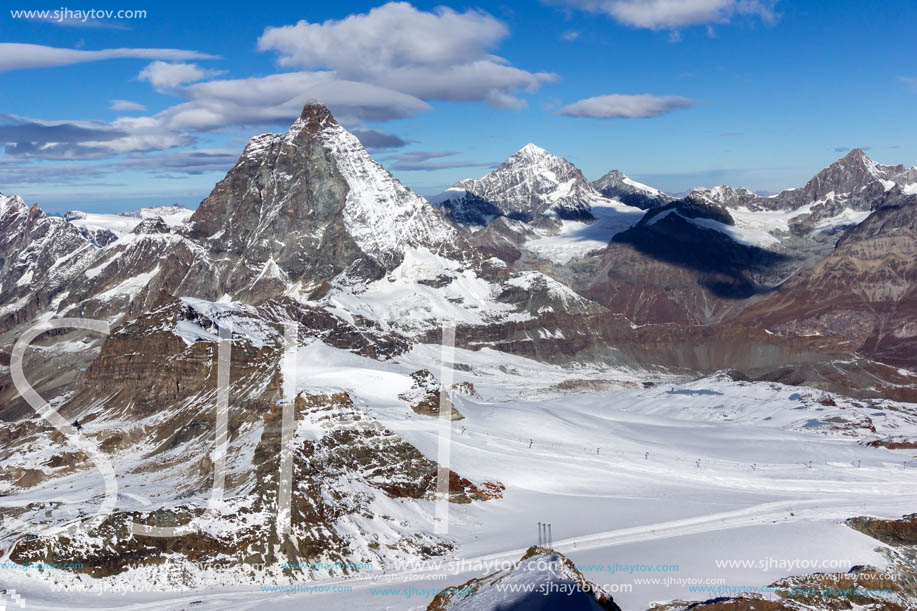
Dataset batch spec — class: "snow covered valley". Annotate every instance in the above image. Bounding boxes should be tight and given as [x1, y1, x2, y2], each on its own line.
[3, 341, 915, 610]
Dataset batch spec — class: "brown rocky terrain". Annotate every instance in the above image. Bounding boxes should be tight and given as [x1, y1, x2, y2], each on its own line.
[737, 191, 917, 369]
[399, 369, 464, 420]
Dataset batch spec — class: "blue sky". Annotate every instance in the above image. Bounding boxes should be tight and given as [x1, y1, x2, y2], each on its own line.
[1, 0, 915, 214]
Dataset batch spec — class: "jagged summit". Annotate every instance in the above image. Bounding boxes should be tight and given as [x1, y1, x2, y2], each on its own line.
[184, 102, 470, 299]
[442, 143, 600, 224]
[0, 193, 27, 215]
[592, 169, 670, 210]
[286, 101, 338, 141]
[843, 147, 869, 159]
[515, 142, 550, 157]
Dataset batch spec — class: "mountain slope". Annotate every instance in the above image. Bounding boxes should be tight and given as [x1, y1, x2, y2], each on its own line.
[737, 188, 917, 368]
[584, 150, 917, 328]
[442, 144, 599, 223]
[435, 146, 646, 272]
[187, 104, 474, 301]
[592, 169, 671, 210]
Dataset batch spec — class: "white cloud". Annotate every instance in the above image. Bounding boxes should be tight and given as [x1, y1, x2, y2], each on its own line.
[557, 94, 698, 118]
[0, 113, 192, 159]
[117, 149, 240, 175]
[158, 72, 432, 131]
[0, 43, 216, 72]
[257, 2, 554, 109]
[561, 31, 581, 41]
[138, 61, 220, 92]
[385, 150, 498, 172]
[550, 0, 778, 29]
[109, 99, 147, 111]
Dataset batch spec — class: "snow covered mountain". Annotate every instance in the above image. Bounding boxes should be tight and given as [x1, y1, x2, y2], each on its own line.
[0, 193, 96, 325]
[439, 143, 602, 224]
[64, 205, 193, 246]
[429, 548, 621, 610]
[188, 104, 475, 299]
[591, 169, 671, 210]
[2, 105, 917, 611]
[680, 148, 917, 243]
[736, 187, 917, 368]
[435, 145, 646, 267]
[0, 105, 625, 591]
[584, 150, 917, 332]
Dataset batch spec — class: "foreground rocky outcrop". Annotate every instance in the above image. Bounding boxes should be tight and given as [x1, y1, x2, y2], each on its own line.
[399, 369, 464, 420]
[428, 547, 622, 611]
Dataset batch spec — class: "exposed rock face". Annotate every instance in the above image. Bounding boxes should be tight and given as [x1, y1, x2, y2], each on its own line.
[441, 144, 600, 224]
[1, 104, 556, 586]
[428, 547, 622, 611]
[592, 169, 671, 210]
[847, 514, 917, 547]
[2, 101, 916, 597]
[0, 194, 94, 326]
[4, 300, 500, 580]
[581, 150, 917, 338]
[187, 104, 474, 301]
[466, 216, 534, 265]
[585, 210, 791, 325]
[688, 149, 917, 231]
[399, 369, 464, 420]
[8, 389, 501, 579]
[737, 192, 917, 367]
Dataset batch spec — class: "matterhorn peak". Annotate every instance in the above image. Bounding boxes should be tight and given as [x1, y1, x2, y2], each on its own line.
[285, 101, 339, 142]
[187, 100, 468, 299]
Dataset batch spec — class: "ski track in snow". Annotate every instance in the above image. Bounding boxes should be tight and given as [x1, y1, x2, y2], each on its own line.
[3, 342, 916, 610]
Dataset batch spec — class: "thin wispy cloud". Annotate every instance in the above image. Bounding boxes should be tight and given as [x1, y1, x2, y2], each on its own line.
[548, 0, 779, 29]
[385, 150, 498, 172]
[0, 43, 217, 72]
[0, 114, 192, 160]
[138, 61, 224, 92]
[834, 146, 871, 153]
[109, 100, 147, 112]
[557, 94, 698, 119]
[117, 149, 239, 175]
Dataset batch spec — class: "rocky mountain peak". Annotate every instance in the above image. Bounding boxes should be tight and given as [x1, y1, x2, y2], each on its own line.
[285, 101, 338, 142]
[842, 147, 869, 162]
[593, 169, 670, 210]
[184, 102, 469, 300]
[795, 148, 904, 206]
[687, 184, 757, 207]
[515, 142, 550, 159]
[0, 193, 27, 218]
[448, 143, 598, 222]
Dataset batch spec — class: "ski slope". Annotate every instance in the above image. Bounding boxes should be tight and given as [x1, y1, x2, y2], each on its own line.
[2, 343, 915, 610]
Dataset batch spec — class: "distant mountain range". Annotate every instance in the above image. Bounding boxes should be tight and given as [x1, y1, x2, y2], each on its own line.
[1, 103, 915, 594]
